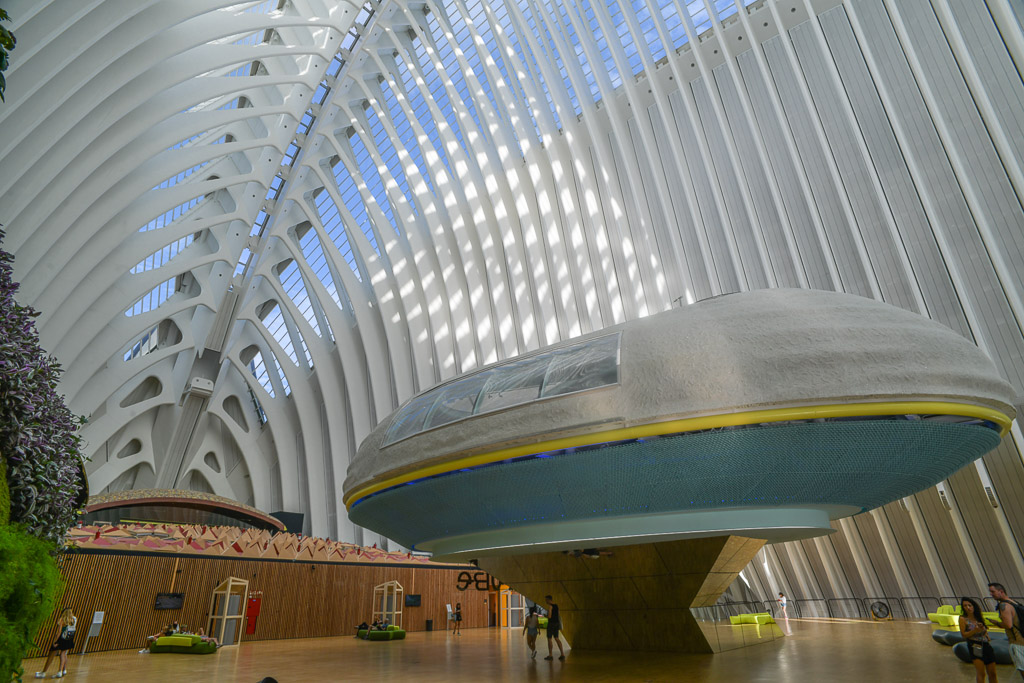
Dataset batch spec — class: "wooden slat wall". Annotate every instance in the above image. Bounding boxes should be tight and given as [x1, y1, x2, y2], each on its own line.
[28, 552, 490, 657]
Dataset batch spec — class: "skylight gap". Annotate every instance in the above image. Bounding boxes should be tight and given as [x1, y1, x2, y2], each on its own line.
[138, 196, 204, 233]
[259, 302, 300, 367]
[125, 276, 178, 317]
[339, 133, 388, 254]
[278, 259, 323, 338]
[294, 224, 343, 308]
[247, 351, 276, 398]
[131, 233, 197, 274]
[313, 185, 364, 282]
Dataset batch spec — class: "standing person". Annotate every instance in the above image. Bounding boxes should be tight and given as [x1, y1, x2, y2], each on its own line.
[543, 595, 565, 661]
[523, 606, 540, 659]
[35, 608, 76, 679]
[959, 597, 998, 683]
[453, 602, 462, 635]
[989, 583, 1024, 680]
[778, 592, 788, 619]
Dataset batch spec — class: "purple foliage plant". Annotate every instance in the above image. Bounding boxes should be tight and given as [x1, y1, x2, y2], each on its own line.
[0, 229, 86, 547]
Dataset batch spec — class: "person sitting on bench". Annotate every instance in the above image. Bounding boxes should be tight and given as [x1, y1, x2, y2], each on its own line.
[197, 627, 220, 647]
[359, 619, 383, 639]
[140, 624, 174, 652]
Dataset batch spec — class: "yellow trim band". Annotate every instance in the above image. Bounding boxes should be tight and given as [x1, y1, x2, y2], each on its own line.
[344, 401, 1012, 509]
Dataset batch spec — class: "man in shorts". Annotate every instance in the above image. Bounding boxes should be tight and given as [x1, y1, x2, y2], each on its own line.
[989, 582, 1024, 679]
[543, 595, 566, 661]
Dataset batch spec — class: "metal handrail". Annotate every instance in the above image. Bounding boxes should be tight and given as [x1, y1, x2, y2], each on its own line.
[703, 594, 1024, 622]
[719, 600, 772, 617]
[828, 597, 866, 619]
[691, 600, 782, 622]
[900, 596, 941, 619]
[792, 598, 832, 618]
[862, 597, 906, 620]
[983, 596, 1024, 612]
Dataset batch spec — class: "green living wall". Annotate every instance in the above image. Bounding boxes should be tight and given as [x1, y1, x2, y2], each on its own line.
[0, 229, 87, 681]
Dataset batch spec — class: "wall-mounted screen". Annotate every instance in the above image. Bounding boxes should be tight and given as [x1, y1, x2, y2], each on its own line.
[404, 594, 421, 607]
[155, 592, 184, 610]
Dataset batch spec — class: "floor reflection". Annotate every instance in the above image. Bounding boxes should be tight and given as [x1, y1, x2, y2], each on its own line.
[21, 619, 1012, 682]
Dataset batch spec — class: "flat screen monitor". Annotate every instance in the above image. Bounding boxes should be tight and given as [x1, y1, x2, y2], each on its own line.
[405, 594, 421, 607]
[155, 592, 184, 610]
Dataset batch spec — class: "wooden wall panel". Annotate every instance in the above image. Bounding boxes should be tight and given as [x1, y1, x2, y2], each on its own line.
[28, 551, 491, 657]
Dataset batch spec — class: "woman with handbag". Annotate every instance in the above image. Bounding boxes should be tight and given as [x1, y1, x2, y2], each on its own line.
[34, 608, 76, 679]
[959, 597, 998, 682]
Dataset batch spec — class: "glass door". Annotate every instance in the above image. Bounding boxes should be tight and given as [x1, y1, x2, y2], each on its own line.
[500, 589, 526, 628]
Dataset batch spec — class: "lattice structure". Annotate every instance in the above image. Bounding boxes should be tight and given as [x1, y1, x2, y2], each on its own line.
[66, 522, 459, 566]
[2, 0, 1024, 613]
[372, 580, 403, 628]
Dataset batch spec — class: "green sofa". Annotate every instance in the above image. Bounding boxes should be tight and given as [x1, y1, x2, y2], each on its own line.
[150, 634, 218, 654]
[928, 605, 962, 628]
[928, 605, 1004, 631]
[729, 613, 776, 625]
[357, 625, 407, 641]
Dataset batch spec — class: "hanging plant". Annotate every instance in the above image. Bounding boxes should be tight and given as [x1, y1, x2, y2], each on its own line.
[0, 229, 87, 546]
[0, 8, 14, 101]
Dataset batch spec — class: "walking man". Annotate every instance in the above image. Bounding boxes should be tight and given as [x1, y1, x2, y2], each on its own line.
[989, 582, 1024, 679]
[543, 595, 566, 661]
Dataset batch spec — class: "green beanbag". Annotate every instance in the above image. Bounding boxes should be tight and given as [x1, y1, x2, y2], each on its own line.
[150, 634, 217, 654]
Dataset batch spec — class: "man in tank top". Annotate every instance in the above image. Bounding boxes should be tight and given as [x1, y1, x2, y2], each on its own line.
[543, 595, 566, 661]
[989, 582, 1024, 679]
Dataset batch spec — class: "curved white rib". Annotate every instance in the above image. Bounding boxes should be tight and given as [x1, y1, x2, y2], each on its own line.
[1, 0, 1023, 601]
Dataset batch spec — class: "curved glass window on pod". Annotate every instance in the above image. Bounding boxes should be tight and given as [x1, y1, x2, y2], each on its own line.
[382, 333, 620, 447]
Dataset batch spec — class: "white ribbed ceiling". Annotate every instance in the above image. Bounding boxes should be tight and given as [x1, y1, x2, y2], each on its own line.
[1, 0, 1022, 564]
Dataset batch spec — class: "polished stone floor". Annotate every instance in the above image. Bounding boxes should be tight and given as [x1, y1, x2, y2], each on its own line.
[21, 618, 1017, 682]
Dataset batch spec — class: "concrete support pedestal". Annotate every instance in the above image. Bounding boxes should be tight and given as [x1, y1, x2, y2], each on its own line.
[478, 535, 770, 653]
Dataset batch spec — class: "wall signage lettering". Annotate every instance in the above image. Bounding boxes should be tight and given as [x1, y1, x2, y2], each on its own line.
[455, 571, 499, 591]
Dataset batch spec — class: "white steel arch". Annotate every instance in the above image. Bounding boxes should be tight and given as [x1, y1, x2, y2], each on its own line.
[2, 0, 1024, 602]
